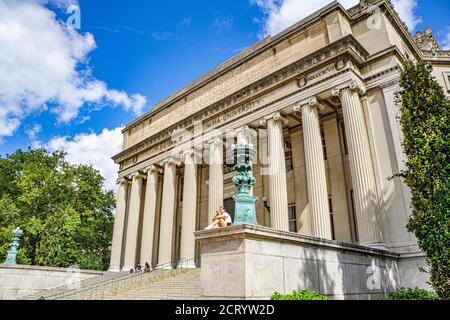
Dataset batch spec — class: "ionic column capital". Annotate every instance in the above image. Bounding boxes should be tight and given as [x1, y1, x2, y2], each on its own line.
[209, 136, 223, 145]
[204, 136, 223, 150]
[116, 177, 131, 186]
[180, 148, 199, 165]
[128, 172, 145, 181]
[180, 148, 194, 158]
[159, 157, 181, 168]
[233, 125, 250, 136]
[293, 96, 325, 113]
[332, 80, 367, 97]
[260, 111, 288, 126]
[143, 164, 162, 175]
[232, 125, 255, 146]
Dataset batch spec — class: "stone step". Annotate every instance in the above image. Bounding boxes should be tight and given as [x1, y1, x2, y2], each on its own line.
[105, 268, 201, 300]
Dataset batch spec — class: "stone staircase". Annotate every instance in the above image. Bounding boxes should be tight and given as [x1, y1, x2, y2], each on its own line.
[19, 267, 201, 300]
[102, 269, 201, 300]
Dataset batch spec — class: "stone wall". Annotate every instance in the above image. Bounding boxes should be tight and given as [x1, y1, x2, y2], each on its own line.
[195, 225, 428, 300]
[0, 265, 103, 300]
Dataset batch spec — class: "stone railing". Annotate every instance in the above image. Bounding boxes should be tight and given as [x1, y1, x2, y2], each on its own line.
[0, 264, 103, 300]
[26, 258, 197, 300]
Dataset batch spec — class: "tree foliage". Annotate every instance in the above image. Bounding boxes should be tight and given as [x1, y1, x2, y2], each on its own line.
[396, 62, 450, 299]
[0, 149, 115, 270]
[387, 287, 438, 300]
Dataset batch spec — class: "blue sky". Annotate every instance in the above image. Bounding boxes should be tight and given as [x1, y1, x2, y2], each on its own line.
[0, 0, 449, 190]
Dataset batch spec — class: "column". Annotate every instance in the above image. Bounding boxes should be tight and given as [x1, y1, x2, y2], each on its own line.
[109, 178, 130, 272]
[332, 81, 384, 247]
[122, 172, 144, 271]
[139, 165, 160, 268]
[157, 158, 178, 268]
[208, 137, 223, 221]
[260, 112, 289, 231]
[178, 149, 198, 268]
[294, 97, 332, 239]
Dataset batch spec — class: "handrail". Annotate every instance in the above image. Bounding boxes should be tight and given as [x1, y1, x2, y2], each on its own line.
[46, 257, 197, 300]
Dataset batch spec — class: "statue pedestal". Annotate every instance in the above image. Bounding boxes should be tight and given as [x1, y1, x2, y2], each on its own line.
[233, 194, 258, 225]
[195, 225, 404, 300]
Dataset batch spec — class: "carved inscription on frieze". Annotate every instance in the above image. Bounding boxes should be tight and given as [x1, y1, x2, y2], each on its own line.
[116, 35, 365, 166]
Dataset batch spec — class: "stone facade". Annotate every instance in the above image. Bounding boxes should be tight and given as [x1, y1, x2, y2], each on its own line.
[108, 0, 450, 290]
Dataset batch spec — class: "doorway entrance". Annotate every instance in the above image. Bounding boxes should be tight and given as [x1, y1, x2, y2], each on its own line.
[223, 198, 235, 223]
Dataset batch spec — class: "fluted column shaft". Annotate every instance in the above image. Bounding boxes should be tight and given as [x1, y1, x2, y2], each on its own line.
[139, 166, 160, 267]
[157, 159, 178, 267]
[334, 83, 383, 246]
[208, 138, 223, 221]
[122, 173, 144, 270]
[298, 99, 332, 239]
[109, 179, 129, 272]
[262, 113, 289, 231]
[179, 151, 197, 268]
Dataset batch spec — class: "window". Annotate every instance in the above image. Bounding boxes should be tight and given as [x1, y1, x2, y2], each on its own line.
[329, 196, 335, 240]
[321, 126, 327, 160]
[288, 205, 297, 233]
[179, 176, 184, 202]
[224, 198, 235, 222]
[442, 72, 450, 93]
[350, 190, 358, 243]
[284, 140, 293, 172]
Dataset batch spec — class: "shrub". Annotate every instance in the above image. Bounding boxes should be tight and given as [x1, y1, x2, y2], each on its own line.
[387, 287, 438, 300]
[271, 289, 329, 300]
[395, 62, 450, 299]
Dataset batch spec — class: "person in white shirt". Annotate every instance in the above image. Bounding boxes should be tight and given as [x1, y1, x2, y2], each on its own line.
[220, 206, 232, 226]
[204, 206, 232, 229]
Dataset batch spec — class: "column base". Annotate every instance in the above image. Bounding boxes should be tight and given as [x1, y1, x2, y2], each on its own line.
[107, 267, 122, 273]
[121, 265, 136, 272]
[155, 264, 174, 270]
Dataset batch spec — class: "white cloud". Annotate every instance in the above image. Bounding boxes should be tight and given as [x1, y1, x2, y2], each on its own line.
[391, 0, 421, 31]
[25, 123, 43, 148]
[252, 0, 421, 36]
[46, 127, 124, 191]
[441, 28, 450, 50]
[0, 0, 147, 140]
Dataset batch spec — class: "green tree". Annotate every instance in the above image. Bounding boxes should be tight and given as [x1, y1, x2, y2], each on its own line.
[0, 149, 115, 270]
[396, 62, 450, 299]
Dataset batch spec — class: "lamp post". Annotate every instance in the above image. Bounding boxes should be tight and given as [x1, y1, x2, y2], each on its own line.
[228, 142, 258, 225]
[3, 227, 23, 265]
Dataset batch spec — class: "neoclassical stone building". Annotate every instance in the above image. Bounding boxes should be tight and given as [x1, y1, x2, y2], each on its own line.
[108, 0, 450, 283]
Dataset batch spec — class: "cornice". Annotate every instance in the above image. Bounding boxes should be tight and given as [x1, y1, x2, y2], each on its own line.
[348, 0, 423, 61]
